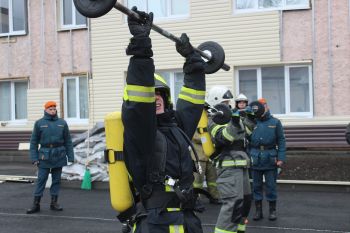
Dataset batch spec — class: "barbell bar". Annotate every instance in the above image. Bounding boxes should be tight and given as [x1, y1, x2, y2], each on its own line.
[73, 0, 231, 74]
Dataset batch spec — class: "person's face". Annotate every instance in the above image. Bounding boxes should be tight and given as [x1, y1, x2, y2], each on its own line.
[259, 103, 268, 117]
[237, 101, 247, 110]
[155, 92, 165, 115]
[45, 106, 57, 116]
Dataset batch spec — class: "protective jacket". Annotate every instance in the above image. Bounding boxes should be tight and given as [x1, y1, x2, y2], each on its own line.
[122, 52, 206, 228]
[209, 115, 252, 233]
[249, 111, 286, 170]
[209, 119, 250, 164]
[30, 111, 74, 168]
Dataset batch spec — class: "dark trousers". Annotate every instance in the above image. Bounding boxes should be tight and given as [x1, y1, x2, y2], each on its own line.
[134, 209, 203, 233]
[252, 169, 277, 201]
[34, 167, 62, 197]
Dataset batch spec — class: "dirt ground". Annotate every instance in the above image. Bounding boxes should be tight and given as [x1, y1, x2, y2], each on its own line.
[279, 150, 350, 181]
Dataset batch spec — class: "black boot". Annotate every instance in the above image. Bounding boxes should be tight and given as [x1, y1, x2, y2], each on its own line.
[253, 200, 263, 221]
[50, 195, 63, 211]
[268, 201, 277, 221]
[26, 196, 41, 214]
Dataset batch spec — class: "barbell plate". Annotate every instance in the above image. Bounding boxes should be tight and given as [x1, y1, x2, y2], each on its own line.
[73, 0, 117, 18]
[198, 41, 225, 74]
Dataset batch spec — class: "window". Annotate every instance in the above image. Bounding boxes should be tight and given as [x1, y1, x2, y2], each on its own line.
[60, 0, 87, 29]
[63, 76, 89, 121]
[237, 64, 313, 117]
[127, 0, 189, 20]
[0, 80, 28, 121]
[0, 0, 27, 37]
[156, 71, 184, 105]
[234, 0, 309, 13]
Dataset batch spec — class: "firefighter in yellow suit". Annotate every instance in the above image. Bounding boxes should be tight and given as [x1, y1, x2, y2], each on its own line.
[191, 131, 221, 204]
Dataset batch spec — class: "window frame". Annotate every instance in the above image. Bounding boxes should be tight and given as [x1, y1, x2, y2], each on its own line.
[126, 0, 189, 21]
[0, 0, 28, 37]
[59, 0, 87, 30]
[63, 76, 89, 124]
[233, 0, 310, 14]
[236, 64, 313, 118]
[0, 80, 28, 124]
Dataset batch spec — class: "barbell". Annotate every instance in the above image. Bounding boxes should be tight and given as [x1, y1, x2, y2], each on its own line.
[73, 0, 231, 74]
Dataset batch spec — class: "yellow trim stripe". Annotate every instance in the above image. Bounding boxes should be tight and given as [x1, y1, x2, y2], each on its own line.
[170, 225, 184, 233]
[214, 227, 237, 233]
[245, 126, 252, 136]
[207, 182, 217, 187]
[167, 208, 181, 212]
[123, 85, 155, 103]
[178, 87, 205, 104]
[193, 182, 203, 188]
[222, 128, 234, 142]
[237, 224, 246, 231]
[165, 185, 174, 192]
[221, 160, 248, 167]
[211, 124, 226, 138]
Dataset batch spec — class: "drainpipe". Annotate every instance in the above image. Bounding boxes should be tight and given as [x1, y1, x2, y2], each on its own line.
[311, 0, 316, 116]
[28, 0, 32, 88]
[40, 0, 46, 88]
[279, 10, 284, 61]
[53, 0, 60, 86]
[327, 0, 334, 115]
[87, 18, 94, 127]
[7, 35, 11, 77]
[70, 29, 74, 74]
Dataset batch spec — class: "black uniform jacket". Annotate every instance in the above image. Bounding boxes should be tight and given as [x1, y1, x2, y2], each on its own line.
[122, 54, 206, 199]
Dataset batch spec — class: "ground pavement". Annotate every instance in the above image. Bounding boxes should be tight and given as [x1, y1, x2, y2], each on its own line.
[0, 182, 349, 233]
[0, 162, 349, 233]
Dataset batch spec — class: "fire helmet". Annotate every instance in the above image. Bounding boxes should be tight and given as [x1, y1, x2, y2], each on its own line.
[206, 86, 233, 107]
[235, 93, 248, 103]
[235, 93, 248, 109]
[154, 74, 172, 109]
[248, 101, 265, 119]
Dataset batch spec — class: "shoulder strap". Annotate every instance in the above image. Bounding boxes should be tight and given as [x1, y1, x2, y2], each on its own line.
[147, 130, 168, 183]
[176, 127, 202, 174]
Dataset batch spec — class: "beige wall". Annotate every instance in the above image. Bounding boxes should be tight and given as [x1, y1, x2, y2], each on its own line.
[0, 0, 90, 131]
[283, 0, 350, 118]
[90, 0, 281, 123]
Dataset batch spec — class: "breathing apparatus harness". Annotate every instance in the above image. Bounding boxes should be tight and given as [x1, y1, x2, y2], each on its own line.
[142, 114, 202, 211]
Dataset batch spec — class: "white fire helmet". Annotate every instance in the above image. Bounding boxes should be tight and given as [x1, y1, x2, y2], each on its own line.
[206, 86, 234, 107]
[235, 93, 248, 103]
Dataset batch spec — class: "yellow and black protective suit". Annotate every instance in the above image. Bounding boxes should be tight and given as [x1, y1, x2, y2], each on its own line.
[191, 131, 220, 202]
[209, 109, 255, 233]
[122, 9, 207, 233]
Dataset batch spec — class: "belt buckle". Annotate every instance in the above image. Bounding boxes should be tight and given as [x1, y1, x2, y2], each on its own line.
[165, 176, 176, 187]
[260, 145, 264, 150]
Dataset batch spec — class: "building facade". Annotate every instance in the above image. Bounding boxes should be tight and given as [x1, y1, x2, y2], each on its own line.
[0, 0, 349, 150]
[0, 0, 91, 149]
[89, 0, 350, 125]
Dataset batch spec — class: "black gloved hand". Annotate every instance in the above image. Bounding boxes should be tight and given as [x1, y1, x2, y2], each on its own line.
[231, 109, 240, 125]
[127, 7, 153, 38]
[126, 7, 153, 57]
[176, 33, 194, 58]
[211, 103, 232, 125]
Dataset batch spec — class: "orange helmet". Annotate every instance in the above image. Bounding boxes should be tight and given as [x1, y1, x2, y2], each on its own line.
[44, 101, 56, 109]
[258, 98, 267, 105]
